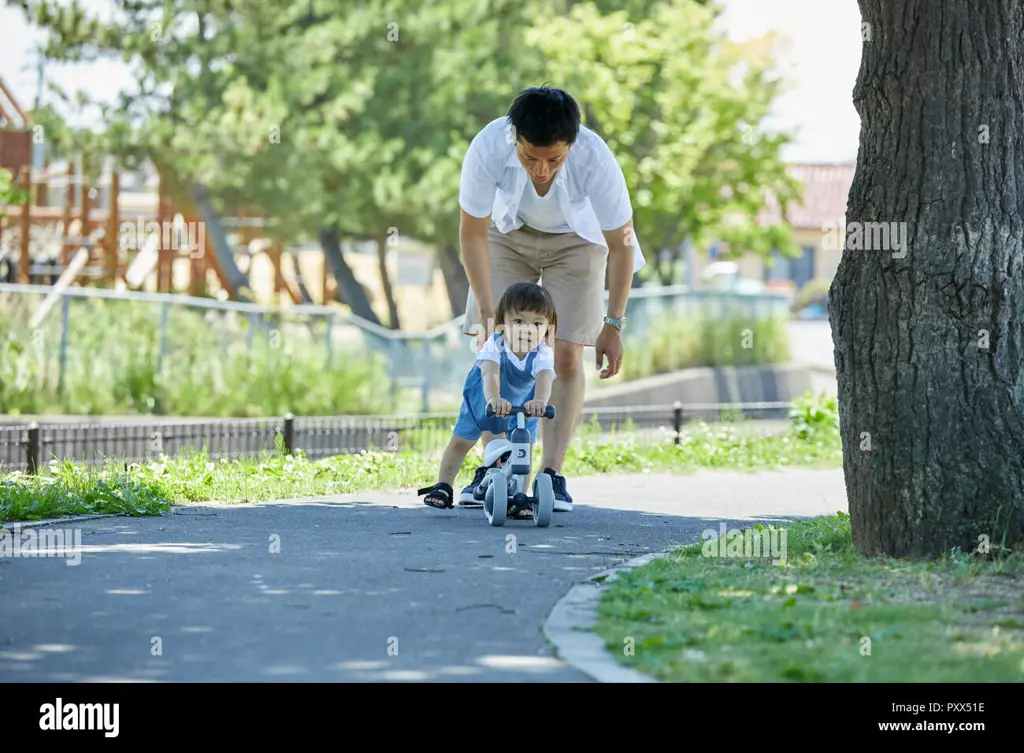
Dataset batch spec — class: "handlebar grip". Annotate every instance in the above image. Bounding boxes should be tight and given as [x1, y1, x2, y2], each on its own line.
[485, 404, 556, 419]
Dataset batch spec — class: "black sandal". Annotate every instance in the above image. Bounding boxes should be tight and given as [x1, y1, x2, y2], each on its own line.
[418, 482, 454, 510]
[507, 499, 533, 519]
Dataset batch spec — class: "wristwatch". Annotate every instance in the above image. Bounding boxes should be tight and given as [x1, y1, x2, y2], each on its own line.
[603, 315, 626, 331]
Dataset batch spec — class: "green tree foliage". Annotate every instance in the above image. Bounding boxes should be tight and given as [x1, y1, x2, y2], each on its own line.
[14, 0, 801, 319]
[529, 0, 802, 282]
[0, 166, 29, 221]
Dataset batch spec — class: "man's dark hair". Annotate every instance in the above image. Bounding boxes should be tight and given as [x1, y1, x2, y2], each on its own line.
[506, 84, 581, 147]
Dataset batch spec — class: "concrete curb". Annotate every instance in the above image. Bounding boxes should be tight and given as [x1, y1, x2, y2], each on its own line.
[542, 548, 677, 683]
[0, 513, 121, 530]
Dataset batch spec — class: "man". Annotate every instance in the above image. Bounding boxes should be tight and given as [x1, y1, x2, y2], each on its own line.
[457, 84, 645, 512]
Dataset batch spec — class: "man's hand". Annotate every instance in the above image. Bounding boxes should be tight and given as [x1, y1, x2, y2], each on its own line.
[475, 306, 496, 350]
[595, 324, 623, 379]
[487, 396, 512, 416]
[598, 218, 633, 379]
[524, 398, 548, 417]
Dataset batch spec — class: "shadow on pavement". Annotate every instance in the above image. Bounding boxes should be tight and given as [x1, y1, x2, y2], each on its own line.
[0, 469, 847, 682]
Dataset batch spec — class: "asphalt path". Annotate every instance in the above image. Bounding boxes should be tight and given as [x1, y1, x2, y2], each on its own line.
[0, 469, 847, 682]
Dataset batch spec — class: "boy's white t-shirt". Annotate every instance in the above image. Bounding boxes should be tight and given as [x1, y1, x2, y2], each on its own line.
[477, 336, 557, 379]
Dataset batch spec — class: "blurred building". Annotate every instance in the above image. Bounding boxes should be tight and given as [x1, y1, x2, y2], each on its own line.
[698, 162, 855, 295]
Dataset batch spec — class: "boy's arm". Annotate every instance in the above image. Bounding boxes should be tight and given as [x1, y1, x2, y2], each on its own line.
[480, 360, 501, 402]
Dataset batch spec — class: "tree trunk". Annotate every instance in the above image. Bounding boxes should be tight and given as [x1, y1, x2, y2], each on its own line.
[318, 227, 381, 324]
[437, 244, 469, 317]
[377, 232, 401, 329]
[829, 0, 1024, 558]
[657, 248, 677, 286]
[286, 249, 314, 304]
[191, 184, 252, 302]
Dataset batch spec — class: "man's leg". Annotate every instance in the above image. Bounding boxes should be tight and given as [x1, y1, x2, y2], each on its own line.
[540, 339, 584, 472]
[534, 228, 608, 511]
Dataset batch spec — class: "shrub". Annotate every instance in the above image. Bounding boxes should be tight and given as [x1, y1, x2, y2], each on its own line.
[0, 296, 393, 417]
[619, 312, 791, 380]
[787, 390, 839, 440]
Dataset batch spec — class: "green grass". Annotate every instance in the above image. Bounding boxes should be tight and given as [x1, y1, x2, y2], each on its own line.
[0, 392, 842, 523]
[591, 514, 1024, 682]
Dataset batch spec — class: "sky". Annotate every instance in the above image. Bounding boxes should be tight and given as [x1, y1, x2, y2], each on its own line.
[0, 0, 863, 164]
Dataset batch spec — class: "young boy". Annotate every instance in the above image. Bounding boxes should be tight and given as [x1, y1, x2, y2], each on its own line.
[418, 282, 557, 519]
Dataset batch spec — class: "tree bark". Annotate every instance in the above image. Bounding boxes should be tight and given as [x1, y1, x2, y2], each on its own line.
[829, 0, 1024, 558]
[437, 244, 469, 317]
[318, 227, 380, 324]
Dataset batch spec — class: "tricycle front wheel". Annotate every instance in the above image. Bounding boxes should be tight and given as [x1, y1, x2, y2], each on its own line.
[532, 473, 554, 527]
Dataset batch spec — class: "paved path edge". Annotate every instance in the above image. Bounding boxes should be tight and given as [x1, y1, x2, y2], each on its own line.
[542, 548, 677, 684]
[0, 513, 121, 530]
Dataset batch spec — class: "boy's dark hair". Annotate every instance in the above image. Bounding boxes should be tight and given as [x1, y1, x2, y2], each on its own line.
[506, 84, 580, 147]
[495, 282, 557, 345]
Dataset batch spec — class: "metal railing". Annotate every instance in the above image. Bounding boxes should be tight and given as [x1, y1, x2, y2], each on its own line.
[0, 401, 793, 474]
[0, 283, 792, 413]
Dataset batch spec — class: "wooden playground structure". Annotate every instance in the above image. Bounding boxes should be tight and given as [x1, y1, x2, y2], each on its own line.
[0, 77, 325, 305]
[0, 77, 459, 332]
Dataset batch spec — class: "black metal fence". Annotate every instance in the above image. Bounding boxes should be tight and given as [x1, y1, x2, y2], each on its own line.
[0, 401, 793, 474]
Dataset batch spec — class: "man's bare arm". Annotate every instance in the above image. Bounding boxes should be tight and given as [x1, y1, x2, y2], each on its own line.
[461, 209, 495, 327]
[533, 369, 554, 403]
[602, 219, 635, 320]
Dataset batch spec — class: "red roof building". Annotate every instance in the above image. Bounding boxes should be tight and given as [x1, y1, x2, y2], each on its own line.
[699, 162, 856, 293]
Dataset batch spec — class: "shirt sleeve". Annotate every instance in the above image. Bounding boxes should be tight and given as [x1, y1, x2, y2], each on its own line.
[532, 344, 557, 379]
[459, 130, 498, 219]
[476, 336, 502, 365]
[586, 139, 633, 231]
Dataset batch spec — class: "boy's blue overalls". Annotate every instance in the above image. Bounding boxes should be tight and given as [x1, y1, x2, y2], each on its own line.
[454, 332, 541, 442]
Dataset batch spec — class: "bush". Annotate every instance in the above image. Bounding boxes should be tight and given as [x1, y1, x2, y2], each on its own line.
[0, 296, 394, 417]
[620, 312, 790, 380]
[787, 390, 839, 440]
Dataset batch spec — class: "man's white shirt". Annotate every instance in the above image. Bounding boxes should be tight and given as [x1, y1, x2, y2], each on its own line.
[459, 117, 646, 274]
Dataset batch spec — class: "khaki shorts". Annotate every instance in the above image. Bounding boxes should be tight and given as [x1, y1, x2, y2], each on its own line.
[463, 222, 608, 346]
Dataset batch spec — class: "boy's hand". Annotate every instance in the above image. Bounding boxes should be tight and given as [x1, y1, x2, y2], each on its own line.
[487, 397, 511, 416]
[524, 398, 547, 417]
